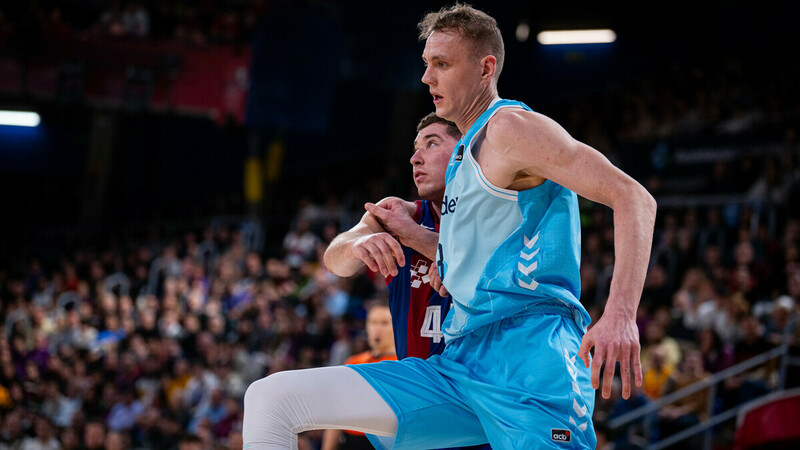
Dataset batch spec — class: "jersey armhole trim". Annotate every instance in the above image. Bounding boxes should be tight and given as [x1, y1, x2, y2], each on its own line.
[463, 105, 522, 202]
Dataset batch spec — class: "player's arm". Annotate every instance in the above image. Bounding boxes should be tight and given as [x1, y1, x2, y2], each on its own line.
[365, 198, 439, 261]
[323, 198, 406, 278]
[489, 109, 657, 400]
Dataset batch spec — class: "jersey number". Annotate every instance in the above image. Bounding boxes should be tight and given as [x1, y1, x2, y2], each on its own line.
[420, 305, 443, 343]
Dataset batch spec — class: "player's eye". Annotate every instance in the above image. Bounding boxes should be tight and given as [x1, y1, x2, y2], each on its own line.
[437, 62, 447, 68]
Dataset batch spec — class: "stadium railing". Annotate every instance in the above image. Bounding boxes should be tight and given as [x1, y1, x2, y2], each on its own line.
[608, 336, 800, 449]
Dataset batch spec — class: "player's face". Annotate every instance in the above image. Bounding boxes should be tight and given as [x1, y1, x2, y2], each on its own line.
[366, 306, 395, 355]
[421, 30, 484, 123]
[411, 122, 458, 203]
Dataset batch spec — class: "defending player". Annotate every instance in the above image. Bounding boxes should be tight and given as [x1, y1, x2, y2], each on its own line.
[322, 113, 489, 450]
[322, 113, 460, 360]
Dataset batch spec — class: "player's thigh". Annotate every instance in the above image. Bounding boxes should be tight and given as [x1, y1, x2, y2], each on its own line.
[351, 358, 489, 449]
[456, 314, 596, 449]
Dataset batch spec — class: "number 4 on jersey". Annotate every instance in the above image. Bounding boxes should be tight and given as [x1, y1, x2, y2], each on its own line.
[420, 305, 443, 343]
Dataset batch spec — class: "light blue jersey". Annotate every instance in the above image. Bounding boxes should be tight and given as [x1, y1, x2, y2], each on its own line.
[350, 98, 596, 449]
[436, 98, 591, 341]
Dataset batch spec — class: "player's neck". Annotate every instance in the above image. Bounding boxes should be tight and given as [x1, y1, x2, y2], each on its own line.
[431, 198, 442, 220]
[456, 89, 499, 134]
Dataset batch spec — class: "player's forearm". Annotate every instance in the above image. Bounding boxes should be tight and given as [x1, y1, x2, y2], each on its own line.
[398, 228, 439, 261]
[324, 229, 368, 277]
[605, 184, 657, 318]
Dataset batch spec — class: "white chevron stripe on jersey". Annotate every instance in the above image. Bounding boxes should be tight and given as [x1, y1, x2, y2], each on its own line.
[570, 416, 588, 432]
[567, 365, 577, 381]
[563, 348, 577, 365]
[573, 399, 587, 418]
[520, 248, 539, 261]
[517, 278, 539, 291]
[523, 232, 540, 249]
[517, 261, 537, 276]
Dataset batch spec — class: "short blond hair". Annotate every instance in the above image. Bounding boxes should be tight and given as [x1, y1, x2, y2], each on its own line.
[417, 3, 504, 79]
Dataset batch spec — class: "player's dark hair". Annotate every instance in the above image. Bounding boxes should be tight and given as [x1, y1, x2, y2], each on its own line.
[416, 112, 461, 140]
[368, 299, 391, 311]
[417, 3, 505, 79]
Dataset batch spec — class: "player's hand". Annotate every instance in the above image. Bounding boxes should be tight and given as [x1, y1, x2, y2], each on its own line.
[429, 263, 449, 297]
[365, 201, 417, 246]
[351, 232, 405, 277]
[578, 311, 642, 400]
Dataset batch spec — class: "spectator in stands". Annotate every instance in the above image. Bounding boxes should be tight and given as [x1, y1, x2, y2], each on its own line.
[643, 344, 676, 399]
[106, 385, 145, 432]
[696, 327, 734, 374]
[122, 2, 149, 38]
[283, 219, 321, 269]
[105, 430, 129, 450]
[747, 156, 789, 205]
[0, 409, 24, 449]
[99, 1, 126, 37]
[641, 321, 682, 373]
[720, 315, 774, 410]
[18, 414, 58, 450]
[657, 350, 710, 448]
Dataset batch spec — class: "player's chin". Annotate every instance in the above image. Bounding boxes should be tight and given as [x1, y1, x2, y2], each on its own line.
[416, 186, 432, 200]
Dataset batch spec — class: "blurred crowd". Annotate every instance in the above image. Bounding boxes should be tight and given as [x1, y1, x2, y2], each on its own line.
[2, 150, 800, 449]
[0, 2, 799, 449]
[0, 214, 383, 449]
[0, 0, 269, 49]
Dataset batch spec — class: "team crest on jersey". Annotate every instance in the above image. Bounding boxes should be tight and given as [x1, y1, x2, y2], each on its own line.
[409, 259, 431, 288]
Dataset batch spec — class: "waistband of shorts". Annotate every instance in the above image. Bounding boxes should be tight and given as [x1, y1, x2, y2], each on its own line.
[512, 300, 588, 331]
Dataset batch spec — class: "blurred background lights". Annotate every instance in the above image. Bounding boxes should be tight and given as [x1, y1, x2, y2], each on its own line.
[0, 110, 41, 127]
[516, 22, 530, 42]
[537, 29, 617, 45]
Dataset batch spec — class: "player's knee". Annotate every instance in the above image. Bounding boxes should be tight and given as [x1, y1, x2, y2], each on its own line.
[244, 371, 295, 416]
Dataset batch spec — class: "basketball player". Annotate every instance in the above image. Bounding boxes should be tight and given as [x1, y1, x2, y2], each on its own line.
[242, 4, 656, 449]
[322, 113, 490, 450]
[322, 302, 396, 450]
[322, 113, 460, 360]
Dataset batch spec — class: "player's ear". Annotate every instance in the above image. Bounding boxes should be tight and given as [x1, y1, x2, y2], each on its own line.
[480, 55, 497, 80]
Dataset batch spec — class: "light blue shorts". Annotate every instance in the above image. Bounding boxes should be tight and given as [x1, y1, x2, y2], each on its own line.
[349, 305, 596, 449]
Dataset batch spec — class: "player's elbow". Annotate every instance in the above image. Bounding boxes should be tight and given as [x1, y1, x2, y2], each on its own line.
[611, 180, 657, 224]
[644, 190, 657, 220]
[323, 246, 356, 278]
[633, 184, 658, 226]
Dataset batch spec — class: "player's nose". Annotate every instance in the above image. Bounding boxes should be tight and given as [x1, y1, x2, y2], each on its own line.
[410, 149, 423, 165]
[421, 66, 434, 86]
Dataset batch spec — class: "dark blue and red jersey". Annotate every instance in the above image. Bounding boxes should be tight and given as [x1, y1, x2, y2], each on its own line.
[384, 200, 450, 359]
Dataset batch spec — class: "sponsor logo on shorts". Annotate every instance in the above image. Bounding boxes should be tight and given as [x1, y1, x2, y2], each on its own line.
[551, 429, 571, 443]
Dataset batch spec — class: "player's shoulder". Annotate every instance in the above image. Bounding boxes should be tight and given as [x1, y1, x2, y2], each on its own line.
[484, 107, 562, 157]
[487, 107, 549, 137]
